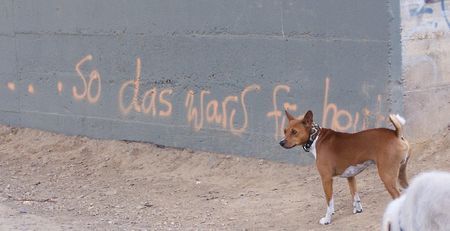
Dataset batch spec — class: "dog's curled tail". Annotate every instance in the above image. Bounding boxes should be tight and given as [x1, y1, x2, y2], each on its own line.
[389, 114, 410, 189]
[389, 114, 406, 138]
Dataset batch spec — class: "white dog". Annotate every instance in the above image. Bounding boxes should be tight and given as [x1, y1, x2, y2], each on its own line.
[382, 171, 450, 231]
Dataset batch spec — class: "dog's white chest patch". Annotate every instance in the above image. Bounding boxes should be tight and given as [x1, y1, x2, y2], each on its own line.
[339, 160, 375, 178]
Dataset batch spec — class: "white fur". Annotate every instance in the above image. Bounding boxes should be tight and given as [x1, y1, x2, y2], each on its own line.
[319, 197, 334, 225]
[382, 171, 450, 231]
[340, 160, 375, 178]
[310, 135, 318, 160]
[394, 114, 406, 125]
[382, 194, 405, 231]
[353, 193, 363, 214]
[401, 150, 409, 165]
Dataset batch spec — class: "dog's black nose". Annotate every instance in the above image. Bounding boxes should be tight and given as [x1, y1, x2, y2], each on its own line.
[279, 140, 286, 146]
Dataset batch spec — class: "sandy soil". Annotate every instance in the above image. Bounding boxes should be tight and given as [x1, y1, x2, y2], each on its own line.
[0, 125, 449, 231]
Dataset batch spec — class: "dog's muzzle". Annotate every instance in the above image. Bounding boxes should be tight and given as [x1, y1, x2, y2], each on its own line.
[279, 139, 294, 149]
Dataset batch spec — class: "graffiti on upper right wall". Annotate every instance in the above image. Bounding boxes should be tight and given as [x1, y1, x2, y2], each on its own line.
[403, 0, 450, 36]
[401, 0, 450, 140]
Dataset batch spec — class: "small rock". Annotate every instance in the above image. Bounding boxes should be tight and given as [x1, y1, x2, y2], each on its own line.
[22, 201, 32, 205]
[104, 190, 117, 196]
[143, 202, 153, 208]
[19, 208, 27, 214]
[90, 211, 99, 216]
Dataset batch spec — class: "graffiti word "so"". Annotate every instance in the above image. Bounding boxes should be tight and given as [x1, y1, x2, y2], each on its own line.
[73, 55, 101, 103]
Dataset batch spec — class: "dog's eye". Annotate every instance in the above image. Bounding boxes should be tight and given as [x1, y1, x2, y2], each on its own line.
[283, 128, 287, 134]
[291, 130, 297, 135]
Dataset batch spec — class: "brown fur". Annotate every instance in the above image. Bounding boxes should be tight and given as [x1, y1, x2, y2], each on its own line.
[280, 110, 410, 219]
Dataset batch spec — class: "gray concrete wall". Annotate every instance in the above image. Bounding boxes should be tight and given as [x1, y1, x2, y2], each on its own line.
[0, 0, 402, 164]
[400, 0, 450, 140]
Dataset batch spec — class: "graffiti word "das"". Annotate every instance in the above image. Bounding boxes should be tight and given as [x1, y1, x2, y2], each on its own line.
[119, 58, 173, 117]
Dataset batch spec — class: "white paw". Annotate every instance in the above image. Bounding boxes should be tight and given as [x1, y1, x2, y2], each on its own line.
[353, 207, 363, 214]
[319, 216, 331, 225]
[353, 201, 363, 214]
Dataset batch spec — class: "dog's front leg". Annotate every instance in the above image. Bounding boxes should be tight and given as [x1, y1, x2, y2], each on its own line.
[319, 177, 334, 225]
[347, 176, 363, 214]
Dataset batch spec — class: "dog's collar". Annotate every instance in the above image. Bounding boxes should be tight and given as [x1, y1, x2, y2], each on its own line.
[302, 122, 320, 152]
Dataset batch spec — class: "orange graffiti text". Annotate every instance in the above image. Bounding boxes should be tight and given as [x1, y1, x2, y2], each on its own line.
[118, 57, 173, 117]
[73, 55, 102, 103]
[185, 84, 260, 135]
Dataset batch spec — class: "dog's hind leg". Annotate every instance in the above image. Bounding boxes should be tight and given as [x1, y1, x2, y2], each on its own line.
[398, 152, 410, 189]
[382, 178, 401, 199]
[319, 176, 334, 225]
[378, 164, 401, 198]
[347, 176, 363, 214]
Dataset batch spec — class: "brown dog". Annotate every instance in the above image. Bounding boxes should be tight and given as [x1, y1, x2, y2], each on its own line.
[279, 110, 410, 225]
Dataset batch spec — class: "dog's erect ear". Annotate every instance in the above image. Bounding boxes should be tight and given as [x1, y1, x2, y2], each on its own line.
[304, 110, 313, 125]
[285, 110, 295, 121]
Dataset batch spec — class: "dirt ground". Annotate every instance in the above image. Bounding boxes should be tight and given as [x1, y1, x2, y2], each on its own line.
[0, 125, 448, 231]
